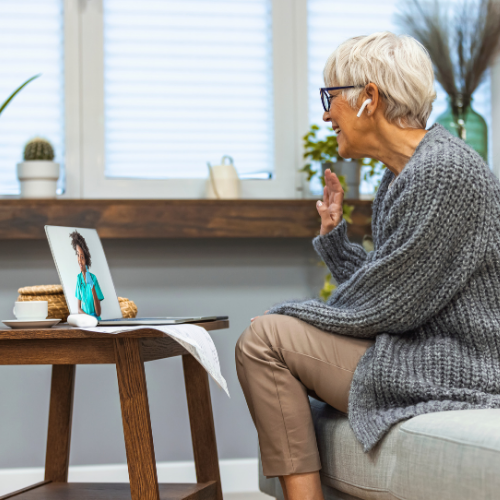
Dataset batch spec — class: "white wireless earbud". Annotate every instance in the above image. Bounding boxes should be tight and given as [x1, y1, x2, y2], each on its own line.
[356, 99, 372, 118]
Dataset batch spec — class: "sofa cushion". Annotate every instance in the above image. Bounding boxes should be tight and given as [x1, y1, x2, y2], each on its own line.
[311, 399, 400, 499]
[310, 398, 500, 500]
[391, 408, 500, 500]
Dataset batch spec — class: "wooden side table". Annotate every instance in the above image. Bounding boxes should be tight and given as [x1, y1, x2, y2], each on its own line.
[0, 319, 229, 500]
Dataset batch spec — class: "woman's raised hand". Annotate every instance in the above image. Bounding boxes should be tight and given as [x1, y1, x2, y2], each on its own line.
[316, 168, 344, 235]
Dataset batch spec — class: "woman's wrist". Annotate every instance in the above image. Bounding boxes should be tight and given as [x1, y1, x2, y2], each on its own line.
[320, 218, 342, 236]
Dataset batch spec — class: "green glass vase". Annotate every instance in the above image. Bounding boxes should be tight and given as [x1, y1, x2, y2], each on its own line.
[436, 96, 488, 161]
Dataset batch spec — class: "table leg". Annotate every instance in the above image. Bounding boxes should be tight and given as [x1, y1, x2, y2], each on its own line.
[114, 338, 160, 500]
[183, 354, 223, 500]
[44, 364, 75, 482]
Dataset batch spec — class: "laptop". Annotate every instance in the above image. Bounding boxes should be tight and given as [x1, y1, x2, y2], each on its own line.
[45, 225, 227, 326]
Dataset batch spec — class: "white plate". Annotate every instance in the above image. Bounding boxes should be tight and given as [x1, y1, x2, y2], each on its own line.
[2, 318, 62, 329]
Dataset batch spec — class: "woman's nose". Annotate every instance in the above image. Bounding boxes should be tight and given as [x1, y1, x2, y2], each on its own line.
[323, 111, 331, 122]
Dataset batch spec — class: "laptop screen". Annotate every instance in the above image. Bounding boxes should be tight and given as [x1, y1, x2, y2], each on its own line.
[45, 226, 122, 321]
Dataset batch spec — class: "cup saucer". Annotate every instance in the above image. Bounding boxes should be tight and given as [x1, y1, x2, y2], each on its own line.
[2, 318, 62, 329]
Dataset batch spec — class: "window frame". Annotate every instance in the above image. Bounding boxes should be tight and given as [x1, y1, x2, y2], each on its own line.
[63, 0, 500, 199]
[70, 0, 307, 199]
[59, 0, 82, 199]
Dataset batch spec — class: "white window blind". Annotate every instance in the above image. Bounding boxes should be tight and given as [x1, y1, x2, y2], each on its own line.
[0, 0, 65, 195]
[307, 0, 492, 193]
[103, 0, 274, 180]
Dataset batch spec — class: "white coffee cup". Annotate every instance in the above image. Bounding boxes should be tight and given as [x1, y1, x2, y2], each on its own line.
[13, 301, 48, 320]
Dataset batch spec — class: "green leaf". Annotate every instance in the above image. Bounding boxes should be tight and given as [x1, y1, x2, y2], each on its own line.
[320, 273, 336, 301]
[0, 74, 41, 116]
[342, 203, 354, 224]
[300, 163, 316, 181]
[337, 174, 347, 191]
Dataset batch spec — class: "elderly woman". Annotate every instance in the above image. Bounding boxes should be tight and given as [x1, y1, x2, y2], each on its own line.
[235, 31, 500, 500]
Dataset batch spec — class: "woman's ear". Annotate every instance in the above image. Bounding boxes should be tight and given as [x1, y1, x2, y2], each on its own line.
[363, 83, 381, 116]
[357, 99, 372, 117]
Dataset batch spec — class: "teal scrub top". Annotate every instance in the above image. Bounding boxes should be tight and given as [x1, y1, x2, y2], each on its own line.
[76, 272, 104, 320]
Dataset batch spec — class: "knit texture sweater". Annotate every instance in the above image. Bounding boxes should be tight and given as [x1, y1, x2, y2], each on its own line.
[269, 123, 500, 452]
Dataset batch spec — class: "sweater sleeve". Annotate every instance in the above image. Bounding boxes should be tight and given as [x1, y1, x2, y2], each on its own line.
[268, 153, 490, 338]
[312, 219, 368, 285]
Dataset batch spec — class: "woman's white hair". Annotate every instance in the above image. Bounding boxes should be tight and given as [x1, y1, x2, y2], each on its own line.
[323, 31, 436, 129]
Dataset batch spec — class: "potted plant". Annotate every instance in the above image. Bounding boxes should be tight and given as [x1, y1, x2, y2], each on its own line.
[300, 124, 384, 219]
[301, 124, 361, 199]
[17, 137, 59, 198]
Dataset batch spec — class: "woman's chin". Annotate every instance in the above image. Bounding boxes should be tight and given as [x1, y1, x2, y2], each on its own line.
[337, 144, 350, 159]
[336, 136, 348, 157]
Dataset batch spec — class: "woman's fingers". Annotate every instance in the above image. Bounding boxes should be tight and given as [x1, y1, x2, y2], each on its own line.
[316, 169, 344, 235]
[323, 169, 344, 210]
[333, 189, 343, 208]
[324, 168, 341, 191]
[324, 173, 333, 206]
[317, 169, 345, 235]
[326, 170, 344, 208]
[317, 198, 337, 234]
[326, 169, 343, 195]
[316, 198, 329, 220]
[324, 169, 333, 202]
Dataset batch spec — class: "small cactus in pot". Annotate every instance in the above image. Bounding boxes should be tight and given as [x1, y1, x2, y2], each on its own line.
[23, 137, 55, 161]
[17, 137, 60, 199]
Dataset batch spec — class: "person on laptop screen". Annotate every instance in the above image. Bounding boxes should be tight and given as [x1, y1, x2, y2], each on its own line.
[70, 230, 104, 320]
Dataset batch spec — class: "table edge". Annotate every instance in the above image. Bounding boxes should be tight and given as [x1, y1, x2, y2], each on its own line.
[0, 319, 229, 339]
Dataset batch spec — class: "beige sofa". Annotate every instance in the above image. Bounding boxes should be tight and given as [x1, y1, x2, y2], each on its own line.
[258, 397, 500, 500]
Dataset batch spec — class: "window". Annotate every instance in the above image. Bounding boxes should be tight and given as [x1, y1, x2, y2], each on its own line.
[307, 0, 492, 196]
[79, 0, 297, 199]
[0, 0, 65, 195]
[1, 0, 496, 198]
[103, 0, 275, 181]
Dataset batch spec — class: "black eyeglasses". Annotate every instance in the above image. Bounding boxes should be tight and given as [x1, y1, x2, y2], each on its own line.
[320, 86, 357, 112]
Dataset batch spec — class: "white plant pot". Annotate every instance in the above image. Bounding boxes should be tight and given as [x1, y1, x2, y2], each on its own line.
[17, 161, 60, 199]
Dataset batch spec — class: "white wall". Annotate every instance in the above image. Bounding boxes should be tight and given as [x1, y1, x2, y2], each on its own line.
[0, 237, 322, 468]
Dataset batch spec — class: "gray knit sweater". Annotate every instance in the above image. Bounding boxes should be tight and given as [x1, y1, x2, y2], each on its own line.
[269, 123, 500, 452]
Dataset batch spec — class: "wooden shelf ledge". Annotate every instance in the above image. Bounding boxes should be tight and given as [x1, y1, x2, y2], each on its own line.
[0, 199, 372, 241]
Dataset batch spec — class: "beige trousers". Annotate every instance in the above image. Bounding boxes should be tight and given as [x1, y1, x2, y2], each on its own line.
[235, 314, 374, 478]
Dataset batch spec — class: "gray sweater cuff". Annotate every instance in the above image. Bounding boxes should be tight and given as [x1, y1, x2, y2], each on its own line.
[313, 218, 348, 250]
[312, 219, 367, 284]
